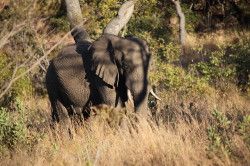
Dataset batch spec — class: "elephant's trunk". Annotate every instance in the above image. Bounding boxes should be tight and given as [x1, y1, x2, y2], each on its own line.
[71, 27, 91, 43]
[134, 86, 150, 116]
[126, 77, 150, 116]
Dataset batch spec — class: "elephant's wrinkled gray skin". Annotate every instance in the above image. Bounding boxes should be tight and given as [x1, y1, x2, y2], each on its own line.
[46, 31, 151, 122]
[90, 34, 151, 115]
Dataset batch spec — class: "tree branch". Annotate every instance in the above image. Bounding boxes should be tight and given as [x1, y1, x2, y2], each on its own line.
[64, 0, 90, 42]
[0, 22, 26, 49]
[104, 1, 135, 35]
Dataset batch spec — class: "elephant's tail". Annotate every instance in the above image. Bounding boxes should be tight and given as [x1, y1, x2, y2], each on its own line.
[71, 27, 91, 44]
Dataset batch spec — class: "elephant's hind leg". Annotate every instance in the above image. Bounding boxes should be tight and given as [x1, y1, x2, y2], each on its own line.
[47, 86, 74, 139]
[70, 106, 85, 126]
[55, 101, 75, 139]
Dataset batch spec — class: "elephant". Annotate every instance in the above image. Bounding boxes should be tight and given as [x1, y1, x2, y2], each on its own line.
[45, 28, 152, 123]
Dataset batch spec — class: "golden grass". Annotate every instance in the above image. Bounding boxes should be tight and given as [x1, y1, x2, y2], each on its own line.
[2, 75, 249, 166]
[186, 29, 250, 49]
[1, 99, 249, 166]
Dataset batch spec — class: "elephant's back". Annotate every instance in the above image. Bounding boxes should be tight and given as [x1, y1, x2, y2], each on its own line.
[52, 45, 90, 107]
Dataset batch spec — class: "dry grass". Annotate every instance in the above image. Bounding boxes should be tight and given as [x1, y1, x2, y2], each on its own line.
[0, 117, 210, 166]
[1, 91, 249, 166]
[186, 29, 249, 49]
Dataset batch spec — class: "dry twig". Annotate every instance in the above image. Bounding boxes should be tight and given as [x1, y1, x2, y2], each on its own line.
[0, 23, 26, 49]
[0, 29, 75, 99]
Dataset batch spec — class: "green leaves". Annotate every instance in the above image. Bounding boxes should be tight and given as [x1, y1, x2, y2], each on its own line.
[207, 110, 232, 155]
[0, 105, 27, 151]
[239, 115, 250, 147]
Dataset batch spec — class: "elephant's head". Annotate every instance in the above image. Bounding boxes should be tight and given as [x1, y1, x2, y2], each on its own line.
[89, 34, 151, 115]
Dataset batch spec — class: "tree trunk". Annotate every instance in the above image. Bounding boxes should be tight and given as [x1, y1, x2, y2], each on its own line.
[64, 0, 91, 42]
[104, 1, 134, 35]
[171, 0, 186, 47]
[65, 0, 83, 29]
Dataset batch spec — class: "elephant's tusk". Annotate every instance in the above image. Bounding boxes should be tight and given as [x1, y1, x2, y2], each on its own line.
[127, 90, 134, 105]
[150, 89, 162, 101]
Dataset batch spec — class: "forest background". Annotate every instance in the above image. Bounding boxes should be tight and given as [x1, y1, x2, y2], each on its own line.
[0, 0, 249, 165]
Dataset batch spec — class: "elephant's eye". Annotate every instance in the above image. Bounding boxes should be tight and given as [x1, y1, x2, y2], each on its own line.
[128, 48, 140, 53]
[122, 61, 129, 70]
[128, 48, 134, 52]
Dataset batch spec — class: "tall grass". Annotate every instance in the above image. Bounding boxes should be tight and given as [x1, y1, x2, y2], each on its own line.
[1, 95, 249, 166]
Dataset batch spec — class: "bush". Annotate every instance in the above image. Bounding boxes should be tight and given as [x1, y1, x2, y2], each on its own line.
[0, 99, 27, 152]
[49, 17, 70, 32]
[0, 53, 33, 104]
[207, 110, 232, 154]
[150, 63, 211, 95]
[239, 115, 250, 147]
[190, 50, 236, 84]
[226, 38, 250, 93]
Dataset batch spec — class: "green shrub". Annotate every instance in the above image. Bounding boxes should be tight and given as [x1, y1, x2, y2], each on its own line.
[150, 63, 210, 94]
[0, 100, 27, 152]
[49, 17, 70, 32]
[156, 41, 181, 62]
[239, 115, 250, 147]
[226, 38, 250, 93]
[207, 110, 232, 155]
[190, 50, 236, 84]
[12, 68, 33, 99]
[0, 51, 33, 103]
[0, 53, 11, 84]
[181, 3, 201, 33]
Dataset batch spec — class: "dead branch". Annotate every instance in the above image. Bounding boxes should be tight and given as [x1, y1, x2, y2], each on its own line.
[0, 22, 26, 49]
[104, 1, 135, 35]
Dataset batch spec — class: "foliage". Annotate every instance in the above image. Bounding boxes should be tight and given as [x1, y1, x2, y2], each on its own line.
[226, 37, 250, 93]
[156, 41, 181, 62]
[190, 50, 236, 84]
[239, 115, 250, 147]
[0, 53, 33, 104]
[150, 63, 210, 95]
[0, 99, 27, 152]
[207, 110, 232, 155]
[49, 16, 70, 32]
[0, 53, 11, 83]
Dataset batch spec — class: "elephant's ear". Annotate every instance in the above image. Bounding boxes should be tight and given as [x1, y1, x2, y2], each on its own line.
[90, 35, 119, 87]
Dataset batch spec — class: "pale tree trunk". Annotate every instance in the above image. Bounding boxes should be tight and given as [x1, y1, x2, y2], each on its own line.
[171, 0, 186, 52]
[64, 0, 134, 42]
[104, 1, 134, 35]
[65, 0, 83, 29]
[64, 0, 90, 42]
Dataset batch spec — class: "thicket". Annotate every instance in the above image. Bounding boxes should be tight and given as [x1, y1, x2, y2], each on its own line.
[0, 0, 249, 164]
